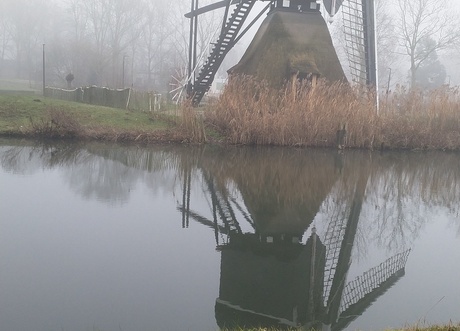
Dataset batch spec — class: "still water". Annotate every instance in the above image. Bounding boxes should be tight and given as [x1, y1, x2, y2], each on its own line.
[0, 138, 459, 331]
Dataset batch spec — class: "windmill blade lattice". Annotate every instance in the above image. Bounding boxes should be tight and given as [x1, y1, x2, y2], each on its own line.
[169, 66, 188, 104]
[341, 0, 377, 87]
[339, 249, 411, 314]
[322, 203, 350, 305]
[342, 0, 367, 86]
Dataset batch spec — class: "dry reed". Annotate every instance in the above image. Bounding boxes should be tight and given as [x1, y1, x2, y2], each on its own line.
[206, 76, 460, 150]
[179, 101, 207, 143]
[29, 107, 83, 138]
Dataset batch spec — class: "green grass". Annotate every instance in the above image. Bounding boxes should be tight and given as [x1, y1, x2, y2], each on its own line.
[0, 78, 38, 92]
[0, 95, 178, 140]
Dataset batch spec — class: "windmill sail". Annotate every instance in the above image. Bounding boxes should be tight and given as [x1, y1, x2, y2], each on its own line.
[323, 0, 345, 16]
[341, 0, 377, 87]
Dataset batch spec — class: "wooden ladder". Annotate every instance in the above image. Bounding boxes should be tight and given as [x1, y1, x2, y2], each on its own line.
[191, 0, 257, 106]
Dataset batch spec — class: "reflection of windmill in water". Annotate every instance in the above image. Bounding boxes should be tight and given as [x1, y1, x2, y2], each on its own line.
[178, 152, 410, 330]
[184, 0, 377, 105]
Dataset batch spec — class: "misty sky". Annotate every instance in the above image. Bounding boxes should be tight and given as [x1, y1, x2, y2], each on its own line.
[0, 0, 459, 89]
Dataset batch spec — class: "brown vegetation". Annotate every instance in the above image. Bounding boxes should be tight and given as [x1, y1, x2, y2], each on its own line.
[205, 76, 460, 150]
[3, 82, 460, 150]
[29, 107, 83, 139]
[179, 102, 207, 143]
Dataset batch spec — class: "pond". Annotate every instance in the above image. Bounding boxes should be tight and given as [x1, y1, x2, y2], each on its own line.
[1, 138, 459, 331]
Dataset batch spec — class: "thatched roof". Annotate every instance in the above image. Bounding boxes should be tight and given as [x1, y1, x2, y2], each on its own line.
[229, 10, 346, 86]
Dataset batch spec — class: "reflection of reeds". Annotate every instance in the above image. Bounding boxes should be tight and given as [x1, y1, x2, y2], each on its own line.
[201, 147, 339, 204]
[207, 76, 460, 150]
[197, 147, 460, 251]
[364, 152, 460, 250]
[199, 147, 342, 234]
[2, 139, 460, 239]
[370, 152, 460, 208]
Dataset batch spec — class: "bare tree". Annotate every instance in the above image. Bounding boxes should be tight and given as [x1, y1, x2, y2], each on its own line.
[395, 0, 460, 88]
[138, 1, 174, 90]
[62, 0, 92, 86]
[3, 0, 51, 80]
[375, 0, 398, 90]
[106, 0, 145, 87]
[1, 0, 229, 91]
[0, 1, 12, 76]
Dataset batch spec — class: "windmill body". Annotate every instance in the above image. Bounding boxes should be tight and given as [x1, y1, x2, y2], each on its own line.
[228, 9, 347, 87]
[185, 0, 376, 105]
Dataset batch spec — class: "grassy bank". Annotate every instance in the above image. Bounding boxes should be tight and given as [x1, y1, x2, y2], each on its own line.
[1, 79, 460, 150]
[0, 94, 202, 143]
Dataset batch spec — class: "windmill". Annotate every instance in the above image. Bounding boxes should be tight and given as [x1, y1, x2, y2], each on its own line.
[184, 0, 377, 106]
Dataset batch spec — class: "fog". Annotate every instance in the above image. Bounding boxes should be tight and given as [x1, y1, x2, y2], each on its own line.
[0, 0, 459, 93]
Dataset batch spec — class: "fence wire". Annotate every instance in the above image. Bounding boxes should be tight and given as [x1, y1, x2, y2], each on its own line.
[45, 86, 162, 111]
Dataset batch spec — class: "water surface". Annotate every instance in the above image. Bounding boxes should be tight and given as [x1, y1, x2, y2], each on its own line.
[1, 139, 459, 331]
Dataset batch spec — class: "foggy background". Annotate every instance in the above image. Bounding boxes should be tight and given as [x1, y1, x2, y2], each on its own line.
[0, 0, 459, 94]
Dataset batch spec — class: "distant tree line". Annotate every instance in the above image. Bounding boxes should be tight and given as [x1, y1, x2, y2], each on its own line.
[0, 0, 459, 93]
[0, 0, 223, 92]
[343, 0, 460, 90]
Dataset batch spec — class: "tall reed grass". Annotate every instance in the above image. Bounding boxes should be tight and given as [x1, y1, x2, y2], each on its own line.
[206, 76, 460, 150]
[179, 101, 207, 143]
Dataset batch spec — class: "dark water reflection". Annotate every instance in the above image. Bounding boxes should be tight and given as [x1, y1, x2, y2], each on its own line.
[1, 138, 459, 331]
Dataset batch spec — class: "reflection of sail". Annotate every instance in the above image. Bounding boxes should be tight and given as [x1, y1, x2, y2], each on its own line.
[335, 249, 411, 331]
[203, 171, 242, 235]
[324, 169, 369, 326]
[179, 169, 244, 244]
